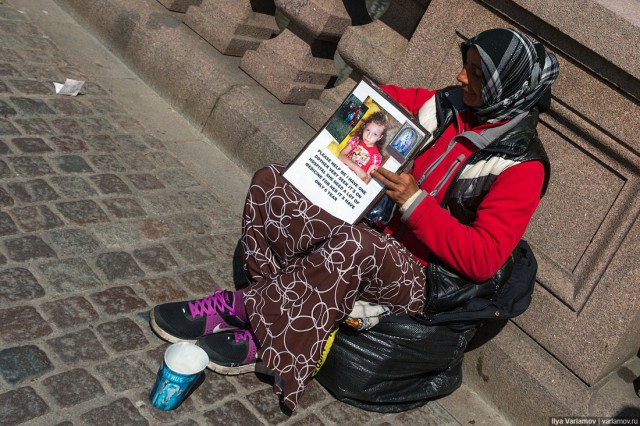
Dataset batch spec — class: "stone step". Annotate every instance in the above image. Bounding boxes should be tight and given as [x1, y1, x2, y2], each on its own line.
[55, 0, 315, 173]
[236, 12, 279, 39]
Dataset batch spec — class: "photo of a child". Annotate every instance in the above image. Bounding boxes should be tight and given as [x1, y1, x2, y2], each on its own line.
[338, 111, 388, 183]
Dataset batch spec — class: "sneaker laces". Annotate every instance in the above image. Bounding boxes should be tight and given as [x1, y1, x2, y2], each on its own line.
[234, 329, 253, 343]
[188, 290, 236, 318]
[234, 330, 260, 363]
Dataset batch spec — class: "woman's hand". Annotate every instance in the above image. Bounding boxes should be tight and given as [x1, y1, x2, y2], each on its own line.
[371, 167, 420, 205]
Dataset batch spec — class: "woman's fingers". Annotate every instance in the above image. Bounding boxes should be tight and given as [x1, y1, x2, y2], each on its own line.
[371, 167, 398, 187]
[371, 168, 420, 204]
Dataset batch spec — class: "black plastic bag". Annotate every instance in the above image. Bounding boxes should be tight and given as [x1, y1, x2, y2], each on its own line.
[363, 194, 396, 226]
[315, 240, 537, 412]
[314, 315, 475, 413]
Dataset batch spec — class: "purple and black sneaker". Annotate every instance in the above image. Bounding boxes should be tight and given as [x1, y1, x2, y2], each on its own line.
[197, 329, 260, 375]
[150, 289, 247, 343]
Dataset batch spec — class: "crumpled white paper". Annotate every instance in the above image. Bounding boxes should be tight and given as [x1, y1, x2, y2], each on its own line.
[345, 300, 391, 330]
[53, 78, 85, 96]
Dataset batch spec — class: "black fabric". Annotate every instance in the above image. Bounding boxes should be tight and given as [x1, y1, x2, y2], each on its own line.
[442, 104, 552, 223]
[341, 0, 373, 26]
[315, 316, 474, 413]
[423, 252, 514, 315]
[363, 194, 396, 226]
[419, 240, 538, 328]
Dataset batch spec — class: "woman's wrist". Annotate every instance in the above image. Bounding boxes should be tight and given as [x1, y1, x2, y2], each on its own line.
[399, 190, 423, 213]
[400, 190, 430, 222]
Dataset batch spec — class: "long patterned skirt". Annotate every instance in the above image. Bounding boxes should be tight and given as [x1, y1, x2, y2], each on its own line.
[241, 164, 426, 411]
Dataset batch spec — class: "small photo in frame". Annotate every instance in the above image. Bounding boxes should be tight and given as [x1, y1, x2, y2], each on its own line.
[385, 122, 420, 163]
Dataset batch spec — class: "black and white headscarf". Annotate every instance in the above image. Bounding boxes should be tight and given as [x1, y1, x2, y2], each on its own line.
[461, 28, 560, 123]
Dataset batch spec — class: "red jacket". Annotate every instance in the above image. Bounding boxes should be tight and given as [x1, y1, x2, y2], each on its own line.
[381, 85, 545, 282]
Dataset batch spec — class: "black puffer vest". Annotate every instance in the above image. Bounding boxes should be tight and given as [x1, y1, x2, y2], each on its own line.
[419, 87, 550, 316]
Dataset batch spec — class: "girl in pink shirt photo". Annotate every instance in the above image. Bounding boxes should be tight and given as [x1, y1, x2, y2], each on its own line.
[338, 111, 388, 183]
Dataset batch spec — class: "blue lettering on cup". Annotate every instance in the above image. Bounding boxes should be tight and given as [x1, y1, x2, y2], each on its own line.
[149, 342, 208, 411]
[150, 362, 199, 410]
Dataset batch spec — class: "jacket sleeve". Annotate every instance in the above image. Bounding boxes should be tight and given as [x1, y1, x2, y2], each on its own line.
[379, 85, 436, 116]
[404, 161, 545, 282]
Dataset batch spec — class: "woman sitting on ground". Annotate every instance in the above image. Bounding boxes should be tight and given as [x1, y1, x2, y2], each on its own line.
[150, 27, 559, 413]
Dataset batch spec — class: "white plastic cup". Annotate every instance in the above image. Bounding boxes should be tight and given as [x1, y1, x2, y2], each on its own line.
[149, 342, 209, 410]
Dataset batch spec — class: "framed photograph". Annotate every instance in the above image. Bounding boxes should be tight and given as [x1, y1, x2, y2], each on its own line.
[283, 77, 430, 224]
[386, 123, 420, 162]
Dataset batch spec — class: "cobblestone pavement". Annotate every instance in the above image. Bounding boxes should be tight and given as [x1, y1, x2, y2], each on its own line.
[0, 2, 508, 426]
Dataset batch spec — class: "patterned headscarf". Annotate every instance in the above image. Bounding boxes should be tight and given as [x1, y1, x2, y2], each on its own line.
[460, 28, 560, 123]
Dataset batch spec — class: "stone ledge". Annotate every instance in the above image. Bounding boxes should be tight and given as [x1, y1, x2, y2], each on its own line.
[462, 320, 640, 424]
[480, 0, 640, 100]
[202, 84, 315, 173]
[508, 0, 640, 78]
